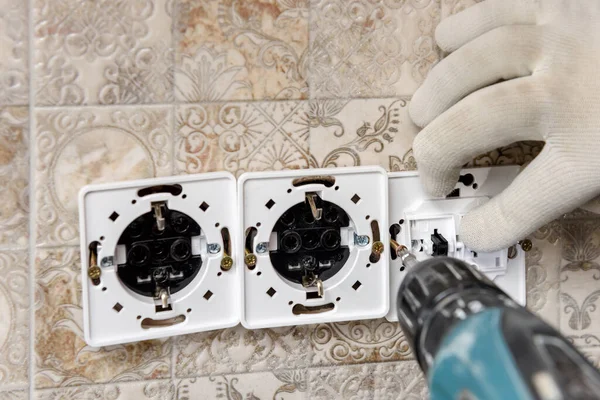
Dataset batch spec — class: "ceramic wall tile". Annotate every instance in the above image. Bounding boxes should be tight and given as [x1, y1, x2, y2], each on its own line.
[0, 1, 28, 106]
[0, 107, 29, 250]
[34, 0, 174, 106]
[175, 101, 310, 176]
[311, 320, 413, 367]
[526, 223, 563, 329]
[0, 389, 28, 400]
[174, 325, 314, 378]
[309, 0, 441, 99]
[468, 141, 544, 168]
[34, 106, 173, 247]
[441, 0, 482, 18]
[0, 251, 29, 390]
[559, 216, 600, 351]
[308, 98, 418, 171]
[35, 380, 174, 400]
[175, 370, 306, 399]
[35, 248, 171, 389]
[307, 361, 426, 400]
[175, 0, 309, 102]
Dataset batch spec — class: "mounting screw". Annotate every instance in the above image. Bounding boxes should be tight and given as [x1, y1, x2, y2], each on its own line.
[221, 256, 233, 271]
[256, 242, 268, 254]
[354, 234, 370, 247]
[372, 241, 384, 255]
[208, 243, 221, 254]
[100, 256, 113, 267]
[508, 245, 518, 259]
[88, 265, 101, 281]
[519, 239, 532, 252]
[245, 249, 257, 269]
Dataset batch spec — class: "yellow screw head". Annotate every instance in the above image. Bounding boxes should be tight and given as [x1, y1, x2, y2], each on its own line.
[88, 265, 101, 280]
[221, 256, 234, 271]
[520, 239, 533, 252]
[372, 241, 384, 255]
[245, 253, 257, 268]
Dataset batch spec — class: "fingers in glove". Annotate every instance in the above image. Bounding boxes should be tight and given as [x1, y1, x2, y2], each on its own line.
[436, 0, 539, 53]
[460, 147, 600, 252]
[413, 76, 547, 197]
[410, 25, 542, 128]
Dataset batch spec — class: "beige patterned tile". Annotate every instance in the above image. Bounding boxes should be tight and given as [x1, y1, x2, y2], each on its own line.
[559, 217, 600, 350]
[468, 141, 544, 168]
[175, 370, 306, 399]
[0, 251, 29, 389]
[34, 0, 174, 105]
[0, 389, 28, 400]
[307, 361, 426, 400]
[0, 107, 28, 250]
[35, 106, 172, 247]
[175, 0, 308, 102]
[441, 0, 482, 18]
[0, 1, 28, 106]
[175, 101, 310, 176]
[526, 223, 563, 329]
[35, 380, 174, 400]
[35, 248, 171, 389]
[311, 320, 412, 367]
[174, 325, 313, 377]
[308, 98, 418, 171]
[309, 0, 440, 99]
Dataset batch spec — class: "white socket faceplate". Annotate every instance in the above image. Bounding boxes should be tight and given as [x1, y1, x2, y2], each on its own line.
[79, 173, 239, 346]
[386, 166, 527, 322]
[238, 167, 389, 329]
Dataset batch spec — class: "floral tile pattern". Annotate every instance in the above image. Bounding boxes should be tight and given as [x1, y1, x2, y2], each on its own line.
[35, 380, 174, 400]
[35, 248, 171, 389]
[309, 0, 441, 99]
[34, 106, 172, 247]
[176, 370, 306, 399]
[0, 390, 28, 400]
[311, 320, 413, 366]
[0, 251, 29, 389]
[0, 107, 29, 250]
[441, 0, 482, 18]
[308, 98, 418, 171]
[175, 101, 310, 175]
[33, 0, 174, 105]
[307, 361, 427, 399]
[174, 325, 314, 377]
[175, 0, 309, 102]
[0, 1, 28, 106]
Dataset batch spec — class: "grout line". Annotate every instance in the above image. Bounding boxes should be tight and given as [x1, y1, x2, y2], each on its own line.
[27, 0, 36, 397]
[33, 378, 173, 393]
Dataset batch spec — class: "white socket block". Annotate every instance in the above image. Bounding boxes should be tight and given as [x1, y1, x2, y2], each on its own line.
[79, 173, 239, 346]
[386, 166, 526, 322]
[238, 167, 389, 329]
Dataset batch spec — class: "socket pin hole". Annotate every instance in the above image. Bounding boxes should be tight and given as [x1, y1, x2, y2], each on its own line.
[138, 184, 182, 197]
[292, 175, 335, 188]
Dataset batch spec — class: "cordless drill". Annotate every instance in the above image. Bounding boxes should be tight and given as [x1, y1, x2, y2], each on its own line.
[396, 251, 600, 400]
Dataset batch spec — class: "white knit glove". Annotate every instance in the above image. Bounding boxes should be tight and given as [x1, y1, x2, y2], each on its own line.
[410, 0, 600, 252]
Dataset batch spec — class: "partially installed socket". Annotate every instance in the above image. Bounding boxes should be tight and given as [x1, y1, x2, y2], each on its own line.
[238, 167, 389, 329]
[79, 173, 238, 346]
[386, 166, 527, 322]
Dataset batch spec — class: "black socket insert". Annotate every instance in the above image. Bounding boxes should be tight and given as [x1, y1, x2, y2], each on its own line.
[269, 199, 350, 284]
[431, 229, 449, 256]
[117, 207, 202, 297]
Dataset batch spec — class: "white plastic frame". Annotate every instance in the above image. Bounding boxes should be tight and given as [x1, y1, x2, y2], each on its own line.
[79, 173, 239, 346]
[238, 167, 389, 329]
[386, 166, 526, 322]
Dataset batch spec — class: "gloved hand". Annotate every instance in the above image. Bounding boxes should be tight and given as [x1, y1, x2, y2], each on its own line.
[410, 0, 600, 252]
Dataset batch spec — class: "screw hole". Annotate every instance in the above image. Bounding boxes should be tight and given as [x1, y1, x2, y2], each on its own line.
[217, 271, 222, 277]
[100, 236, 105, 241]
[102, 287, 107, 291]
[399, 219, 404, 225]
[257, 222, 262, 227]
[182, 194, 187, 199]
[336, 297, 341, 302]
[132, 199, 137, 204]
[366, 263, 371, 268]
[335, 186, 339, 191]
[400, 266, 405, 271]
[288, 301, 293, 305]
[137, 315, 141, 320]
[365, 215, 370, 220]
[287, 189, 292, 193]
[257, 271, 262, 276]
[187, 308, 192, 313]
[215, 222, 220, 227]
[472, 183, 479, 189]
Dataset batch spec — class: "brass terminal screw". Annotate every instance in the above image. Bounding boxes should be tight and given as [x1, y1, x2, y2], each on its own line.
[245, 249, 257, 269]
[88, 265, 101, 281]
[519, 239, 533, 252]
[390, 239, 402, 256]
[221, 255, 234, 271]
[372, 241, 384, 255]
